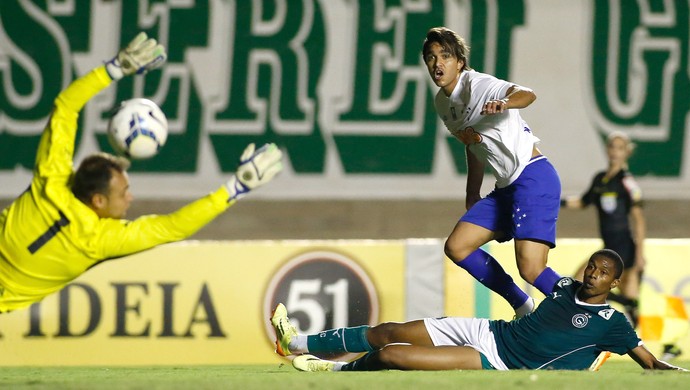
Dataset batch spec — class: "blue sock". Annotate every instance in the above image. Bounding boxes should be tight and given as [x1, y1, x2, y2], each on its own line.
[457, 249, 529, 309]
[533, 267, 561, 295]
[307, 325, 373, 353]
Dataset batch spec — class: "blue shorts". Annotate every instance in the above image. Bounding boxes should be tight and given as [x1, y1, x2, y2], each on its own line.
[460, 156, 561, 248]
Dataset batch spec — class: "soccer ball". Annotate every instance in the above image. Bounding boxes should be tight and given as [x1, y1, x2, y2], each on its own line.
[107, 98, 168, 159]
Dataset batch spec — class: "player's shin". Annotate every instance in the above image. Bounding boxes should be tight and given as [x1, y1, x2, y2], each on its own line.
[457, 249, 531, 310]
[307, 325, 374, 353]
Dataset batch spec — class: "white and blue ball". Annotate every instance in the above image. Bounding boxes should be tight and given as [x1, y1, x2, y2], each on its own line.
[107, 98, 168, 159]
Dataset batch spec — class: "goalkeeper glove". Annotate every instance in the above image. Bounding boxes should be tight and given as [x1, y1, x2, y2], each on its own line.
[225, 143, 283, 202]
[106, 32, 167, 80]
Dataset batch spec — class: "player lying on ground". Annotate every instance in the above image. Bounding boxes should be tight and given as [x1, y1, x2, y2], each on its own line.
[0, 32, 283, 313]
[271, 249, 687, 371]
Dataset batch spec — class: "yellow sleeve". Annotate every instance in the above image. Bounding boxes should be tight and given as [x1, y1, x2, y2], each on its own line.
[34, 66, 112, 180]
[91, 186, 235, 259]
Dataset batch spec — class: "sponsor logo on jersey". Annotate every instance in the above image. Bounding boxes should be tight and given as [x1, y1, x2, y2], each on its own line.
[558, 278, 573, 288]
[601, 192, 617, 213]
[598, 308, 615, 320]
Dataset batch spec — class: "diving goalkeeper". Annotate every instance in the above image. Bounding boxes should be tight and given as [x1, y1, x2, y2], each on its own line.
[0, 32, 283, 313]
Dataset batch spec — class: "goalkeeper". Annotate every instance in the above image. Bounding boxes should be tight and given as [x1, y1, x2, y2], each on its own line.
[0, 32, 283, 313]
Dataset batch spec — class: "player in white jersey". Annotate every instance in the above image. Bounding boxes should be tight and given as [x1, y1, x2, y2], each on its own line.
[424, 27, 562, 317]
[434, 70, 538, 188]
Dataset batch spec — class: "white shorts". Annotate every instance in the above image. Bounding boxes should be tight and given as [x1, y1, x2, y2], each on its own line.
[423, 317, 509, 370]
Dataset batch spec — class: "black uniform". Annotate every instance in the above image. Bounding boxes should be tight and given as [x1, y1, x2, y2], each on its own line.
[580, 169, 642, 269]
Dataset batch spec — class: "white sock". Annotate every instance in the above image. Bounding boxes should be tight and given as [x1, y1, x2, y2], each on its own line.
[290, 335, 309, 354]
[332, 362, 346, 371]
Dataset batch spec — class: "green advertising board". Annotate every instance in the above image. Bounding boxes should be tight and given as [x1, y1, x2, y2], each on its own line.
[1, 1, 687, 199]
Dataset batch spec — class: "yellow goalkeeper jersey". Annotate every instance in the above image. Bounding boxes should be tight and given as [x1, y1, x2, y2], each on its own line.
[0, 66, 232, 313]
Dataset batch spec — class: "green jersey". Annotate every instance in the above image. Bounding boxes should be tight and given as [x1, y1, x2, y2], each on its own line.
[490, 277, 641, 370]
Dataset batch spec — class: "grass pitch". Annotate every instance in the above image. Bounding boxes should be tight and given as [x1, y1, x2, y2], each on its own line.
[0, 360, 687, 390]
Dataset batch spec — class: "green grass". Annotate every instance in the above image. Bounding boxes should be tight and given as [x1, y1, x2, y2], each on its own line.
[0, 361, 687, 390]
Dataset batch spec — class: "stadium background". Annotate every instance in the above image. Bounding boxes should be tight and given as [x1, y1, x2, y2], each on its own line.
[1, 0, 689, 366]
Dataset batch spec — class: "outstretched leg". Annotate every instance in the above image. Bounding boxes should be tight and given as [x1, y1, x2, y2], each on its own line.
[272, 303, 436, 356]
[293, 344, 484, 372]
[290, 320, 434, 355]
[342, 344, 483, 371]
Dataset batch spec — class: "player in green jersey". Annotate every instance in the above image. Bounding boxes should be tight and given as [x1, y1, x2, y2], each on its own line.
[0, 33, 282, 313]
[271, 249, 686, 371]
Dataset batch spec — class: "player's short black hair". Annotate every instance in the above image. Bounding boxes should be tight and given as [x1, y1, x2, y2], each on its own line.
[422, 27, 471, 71]
[589, 249, 624, 279]
[71, 153, 130, 204]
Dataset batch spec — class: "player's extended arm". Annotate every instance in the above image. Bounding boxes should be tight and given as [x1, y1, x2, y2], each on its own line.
[465, 146, 484, 210]
[502, 85, 537, 109]
[35, 33, 167, 182]
[628, 345, 688, 370]
[560, 196, 584, 209]
[481, 85, 536, 115]
[96, 143, 283, 258]
[34, 68, 113, 180]
[562, 177, 597, 209]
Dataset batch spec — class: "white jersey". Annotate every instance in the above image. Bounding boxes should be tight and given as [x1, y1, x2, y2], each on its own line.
[435, 70, 540, 188]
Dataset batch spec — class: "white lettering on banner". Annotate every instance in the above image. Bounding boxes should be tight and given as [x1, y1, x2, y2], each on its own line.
[0, 0, 689, 199]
